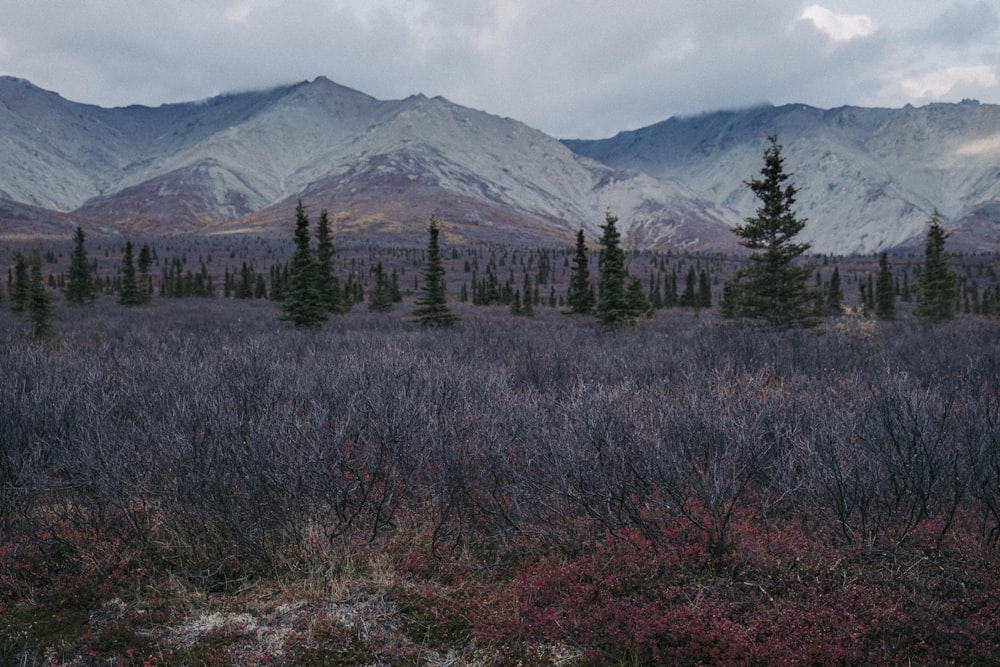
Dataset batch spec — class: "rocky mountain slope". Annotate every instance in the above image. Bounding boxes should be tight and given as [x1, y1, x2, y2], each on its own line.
[0, 76, 733, 250]
[2, 75, 998, 253]
[565, 102, 1000, 254]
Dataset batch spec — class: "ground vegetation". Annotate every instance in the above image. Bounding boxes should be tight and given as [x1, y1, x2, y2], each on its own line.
[2, 291, 1000, 664]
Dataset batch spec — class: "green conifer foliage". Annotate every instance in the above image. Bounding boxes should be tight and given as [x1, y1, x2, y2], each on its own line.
[522, 273, 535, 316]
[915, 210, 956, 321]
[281, 201, 328, 328]
[827, 266, 844, 314]
[565, 228, 594, 314]
[64, 226, 96, 305]
[138, 243, 153, 304]
[698, 269, 713, 308]
[367, 262, 394, 312]
[118, 240, 142, 306]
[623, 275, 653, 323]
[875, 252, 896, 320]
[315, 209, 341, 313]
[724, 135, 815, 327]
[413, 217, 459, 327]
[11, 250, 30, 313]
[596, 212, 628, 326]
[28, 250, 53, 339]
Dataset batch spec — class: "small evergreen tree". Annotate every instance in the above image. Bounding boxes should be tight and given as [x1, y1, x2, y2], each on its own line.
[596, 212, 628, 326]
[623, 275, 653, 323]
[875, 251, 896, 320]
[914, 210, 956, 321]
[413, 217, 459, 327]
[698, 269, 713, 308]
[367, 262, 394, 312]
[28, 250, 53, 339]
[565, 228, 594, 314]
[521, 273, 535, 316]
[137, 243, 153, 304]
[281, 201, 328, 328]
[64, 226, 96, 305]
[118, 240, 142, 306]
[254, 274, 267, 299]
[510, 290, 524, 316]
[11, 251, 29, 313]
[679, 266, 698, 307]
[723, 135, 815, 327]
[827, 266, 843, 314]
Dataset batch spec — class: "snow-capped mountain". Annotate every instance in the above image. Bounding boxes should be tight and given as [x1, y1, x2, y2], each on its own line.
[565, 102, 1000, 254]
[0, 75, 733, 250]
[1, 75, 998, 253]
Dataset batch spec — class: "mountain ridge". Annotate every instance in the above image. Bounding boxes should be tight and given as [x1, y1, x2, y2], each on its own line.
[1, 75, 998, 253]
[565, 100, 1000, 253]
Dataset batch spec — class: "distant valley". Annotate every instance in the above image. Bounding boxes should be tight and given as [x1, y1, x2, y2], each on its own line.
[1, 75, 998, 254]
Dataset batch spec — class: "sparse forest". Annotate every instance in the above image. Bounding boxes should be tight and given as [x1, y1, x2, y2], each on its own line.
[2, 217, 1000, 664]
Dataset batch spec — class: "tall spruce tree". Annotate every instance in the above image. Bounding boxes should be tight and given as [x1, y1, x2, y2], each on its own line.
[724, 135, 815, 327]
[413, 217, 459, 327]
[596, 212, 628, 325]
[314, 209, 342, 313]
[118, 240, 142, 306]
[28, 250, 53, 339]
[875, 251, 896, 320]
[64, 226, 96, 305]
[565, 228, 594, 314]
[138, 243, 153, 304]
[827, 266, 844, 314]
[914, 210, 956, 321]
[11, 250, 29, 313]
[282, 201, 328, 328]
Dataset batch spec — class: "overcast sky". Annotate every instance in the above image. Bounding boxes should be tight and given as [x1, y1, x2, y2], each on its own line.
[1, 1, 998, 138]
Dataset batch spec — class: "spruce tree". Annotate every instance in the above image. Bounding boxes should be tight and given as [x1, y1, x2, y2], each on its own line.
[367, 262, 394, 312]
[827, 266, 844, 314]
[413, 217, 459, 327]
[596, 212, 628, 325]
[565, 228, 594, 314]
[914, 210, 956, 321]
[724, 135, 815, 327]
[28, 250, 53, 339]
[315, 209, 342, 313]
[118, 240, 142, 306]
[64, 226, 96, 305]
[138, 243, 153, 304]
[680, 266, 697, 307]
[698, 269, 713, 308]
[11, 251, 29, 313]
[522, 273, 535, 316]
[623, 275, 652, 323]
[875, 251, 896, 320]
[281, 201, 328, 328]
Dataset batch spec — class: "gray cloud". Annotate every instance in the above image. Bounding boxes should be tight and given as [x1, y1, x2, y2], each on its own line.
[920, 1, 1000, 47]
[1, 1, 997, 138]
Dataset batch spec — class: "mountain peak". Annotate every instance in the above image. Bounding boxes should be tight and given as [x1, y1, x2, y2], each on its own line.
[0, 75, 997, 252]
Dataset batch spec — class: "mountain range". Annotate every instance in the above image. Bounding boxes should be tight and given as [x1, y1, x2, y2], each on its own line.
[1, 74, 998, 254]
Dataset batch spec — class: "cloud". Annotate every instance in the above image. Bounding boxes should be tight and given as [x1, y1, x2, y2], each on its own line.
[800, 5, 877, 42]
[920, 1, 1000, 47]
[956, 132, 1000, 157]
[893, 64, 998, 99]
[0, 1, 998, 138]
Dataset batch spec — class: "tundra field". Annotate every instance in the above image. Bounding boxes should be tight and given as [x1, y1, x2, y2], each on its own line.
[3, 238, 1000, 665]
